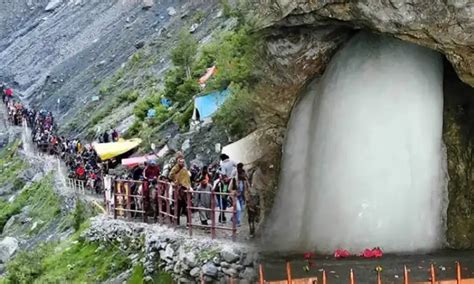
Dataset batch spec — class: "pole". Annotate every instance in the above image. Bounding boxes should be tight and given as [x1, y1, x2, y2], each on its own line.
[232, 192, 237, 242]
[211, 190, 216, 239]
[187, 189, 192, 236]
[403, 266, 409, 284]
[322, 270, 327, 284]
[286, 261, 292, 284]
[430, 264, 436, 284]
[350, 268, 355, 284]
[259, 264, 264, 284]
[456, 261, 462, 284]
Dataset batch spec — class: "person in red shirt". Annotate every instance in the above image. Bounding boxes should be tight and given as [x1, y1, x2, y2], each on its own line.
[143, 160, 160, 180]
[76, 164, 86, 180]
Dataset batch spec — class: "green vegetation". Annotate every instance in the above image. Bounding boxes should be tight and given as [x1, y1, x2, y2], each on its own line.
[0, 174, 58, 233]
[0, 140, 26, 187]
[127, 264, 173, 284]
[213, 83, 256, 138]
[130, 21, 258, 138]
[5, 239, 131, 283]
[72, 200, 86, 232]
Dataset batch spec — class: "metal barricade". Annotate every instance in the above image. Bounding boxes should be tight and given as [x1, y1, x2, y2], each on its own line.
[113, 179, 147, 222]
[186, 190, 238, 241]
[108, 177, 239, 241]
[154, 180, 179, 227]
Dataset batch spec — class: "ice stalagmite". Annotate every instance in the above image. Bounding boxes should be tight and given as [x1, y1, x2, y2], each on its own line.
[266, 32, 446, 253]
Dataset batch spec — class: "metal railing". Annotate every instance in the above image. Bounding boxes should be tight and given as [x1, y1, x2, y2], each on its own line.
[66, 178, 86, 194]
[259, 261, 472, 284]
[104, 178, 239, 241]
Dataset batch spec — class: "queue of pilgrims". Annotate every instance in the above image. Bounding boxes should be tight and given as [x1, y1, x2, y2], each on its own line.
[2, 87, 260, 236]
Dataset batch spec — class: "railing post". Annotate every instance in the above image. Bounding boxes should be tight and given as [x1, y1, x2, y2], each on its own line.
[430, 263, 435, 284]
[157, 184, 163, 224]
[211, 190, 216, 239]
[113, 181, 117, 219]
[350, 268, 355, 284]
[143, 181, 148, 223]
[403, 265, 409, 284]
[259, 264, 264, 284]
[166, 184, 171, 224]
[232, 192, 237, 242]
[186, 189, 192, 236]
[125, 182, 131, 219]
[286, 261, 292, 284]
[173, 185, 179, 227]
[456, 261, 462, 284]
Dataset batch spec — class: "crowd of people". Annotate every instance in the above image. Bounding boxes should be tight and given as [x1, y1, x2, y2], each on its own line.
[2, 84, 260, 237]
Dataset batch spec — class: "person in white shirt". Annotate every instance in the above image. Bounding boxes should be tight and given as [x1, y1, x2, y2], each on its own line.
[219, 154, 236, 178]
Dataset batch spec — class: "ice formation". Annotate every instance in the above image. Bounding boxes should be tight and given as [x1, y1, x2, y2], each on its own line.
[266, 32, 446, 253]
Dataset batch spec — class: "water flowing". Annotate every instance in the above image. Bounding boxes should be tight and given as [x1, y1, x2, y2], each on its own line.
[265, 32, 446, 253]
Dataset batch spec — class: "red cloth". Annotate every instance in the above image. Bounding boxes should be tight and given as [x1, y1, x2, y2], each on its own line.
[144, 165, 160, 180]
[76, 167, 85, 177]
[361, 248, 383, 258]
[334, 249, 350, 259]
[4, 88, 13, 96]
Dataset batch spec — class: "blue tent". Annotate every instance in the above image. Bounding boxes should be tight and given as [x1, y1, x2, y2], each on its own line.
[160, 98, 172, 108]
[194, 89, 230, 120]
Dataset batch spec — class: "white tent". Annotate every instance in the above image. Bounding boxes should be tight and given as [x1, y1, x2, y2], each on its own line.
[221, 129, 269, 166]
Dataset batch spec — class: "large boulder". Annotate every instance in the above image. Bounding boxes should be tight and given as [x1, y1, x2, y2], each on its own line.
[44, 0, 63, 12]
[0, 237, 19, 263]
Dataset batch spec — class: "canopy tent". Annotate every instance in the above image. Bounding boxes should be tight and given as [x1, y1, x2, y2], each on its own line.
[221, 129, 269, 166]
[198, 66, 217, 87]
[122, 154, 159, 168]
[93, 138, 142, 161]
[121, 145, 169, 168]
[4, 88, 13, 96]
[193, 89, 230, 121]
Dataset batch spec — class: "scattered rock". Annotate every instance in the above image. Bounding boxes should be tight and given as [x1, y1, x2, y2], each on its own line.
[202, 262, 218, 277]
[190, 267, 200, 277]
[167, 7, 176, 16]
[181, 139, 191, 153]
[189, 23, 199, 33]
[44, 0, 63, 12]
[134, 40, 145, 49]
[0, 237, 19, 263]
[240, 267, 257, 280]
[183, 252, 197, 268]
[223, 268, 238, 277]
[221, 248, 239, 263]
[142, 0, 153, 9]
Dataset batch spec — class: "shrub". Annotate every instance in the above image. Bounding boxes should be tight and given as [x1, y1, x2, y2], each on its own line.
[72, 200, 85, 232]
[192, 10, 206, 23]
[213, 84, 256, 139]
[6, 243, 52, 283]
[173, 103, 194, 131]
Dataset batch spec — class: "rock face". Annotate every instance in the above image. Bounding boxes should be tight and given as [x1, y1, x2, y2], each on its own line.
[0, 237, 19, 263]
[251, 0, 474, 87]
[442, 64, 474, 248]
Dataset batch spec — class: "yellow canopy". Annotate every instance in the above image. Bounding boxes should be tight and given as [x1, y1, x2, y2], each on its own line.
[93, 138, 142, 160]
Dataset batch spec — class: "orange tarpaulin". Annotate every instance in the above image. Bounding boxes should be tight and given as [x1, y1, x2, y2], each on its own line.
[198, 66, 217, 85]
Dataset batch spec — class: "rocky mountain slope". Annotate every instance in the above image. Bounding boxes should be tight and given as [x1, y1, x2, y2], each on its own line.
[0, 0, 223, 134]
